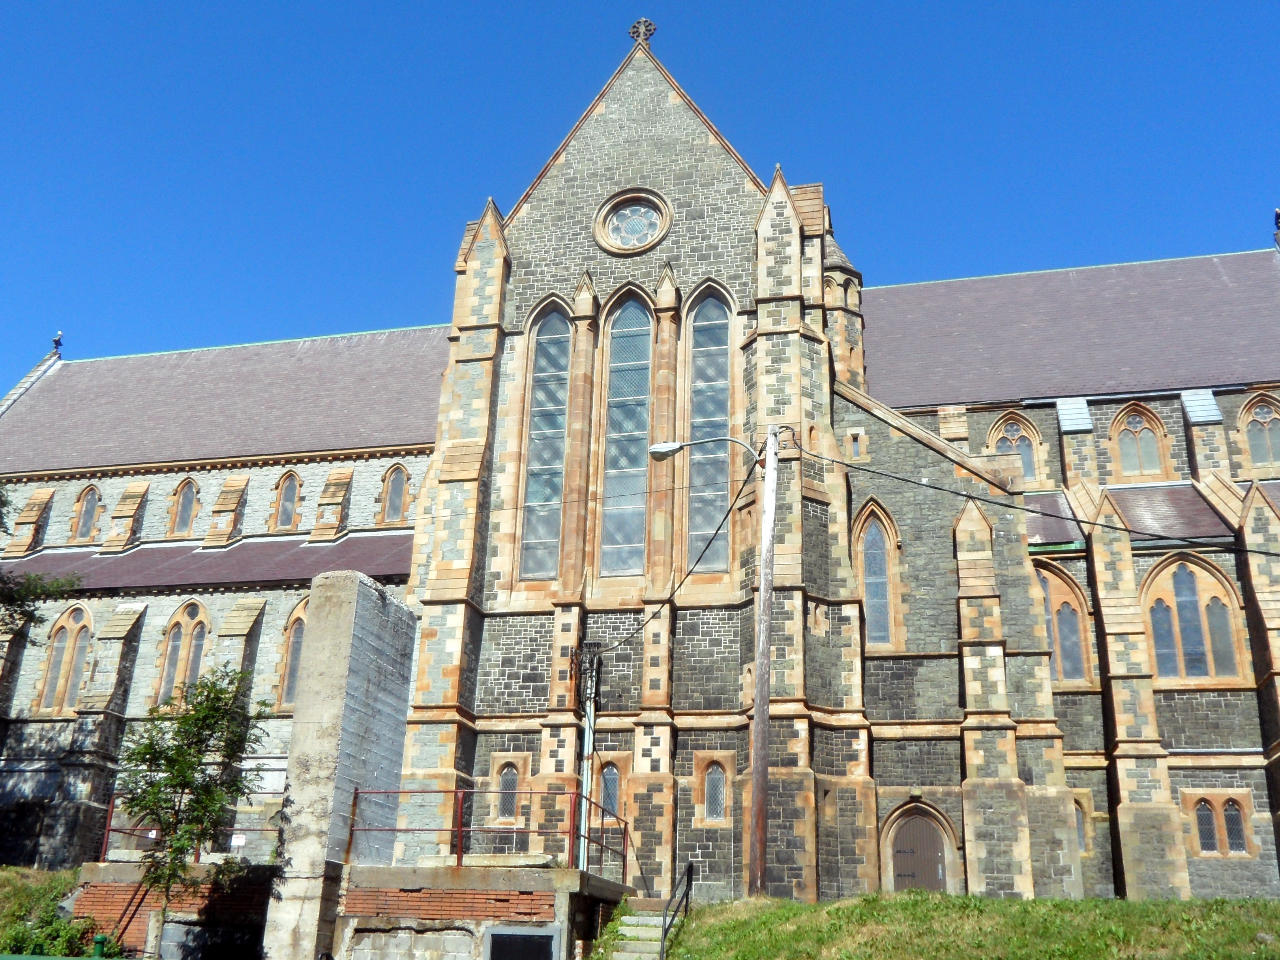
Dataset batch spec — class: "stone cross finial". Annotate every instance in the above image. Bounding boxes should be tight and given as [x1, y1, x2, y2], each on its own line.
[629, 18, 656, 44]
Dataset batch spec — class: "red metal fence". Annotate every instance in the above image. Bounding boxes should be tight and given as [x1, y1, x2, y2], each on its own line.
[99, 792, 284, 862]
[347, 788, 633, 884]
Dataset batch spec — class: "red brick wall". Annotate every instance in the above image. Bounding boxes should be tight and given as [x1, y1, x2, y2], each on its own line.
[74, 880, 273, 953]
[342, 888, 555, 922]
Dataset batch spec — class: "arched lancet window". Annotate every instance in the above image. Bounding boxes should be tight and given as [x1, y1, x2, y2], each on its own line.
[860, 516, 893, 645]
[1114, 408, 1165, 477]
[521, 312, 571, 579]
[280, 600, 307, 708]
[498, 764, 519, 819]
[380, 466, 410, 525]
[272, 473, 300, 532]
[601, 300, 651, 576]
[73, 487, 100, 542]
[1075, 803, 1086, 852]
[1196, 800, 1218, 853]
[687, 297, 731, 572]
[1244, 399, 1280, 467]
[993, 417, 1037, 481]
[1036, 565, 1089, 681]
[159, 601, 210, 704]
[1224, 800, 1247, 853]
[40, 606, 93, 712]
[1146, 561, 1240, 680]
[171, 480, 197, 537]
[704, 763, 726, 821]
[600, 763, 620, 818]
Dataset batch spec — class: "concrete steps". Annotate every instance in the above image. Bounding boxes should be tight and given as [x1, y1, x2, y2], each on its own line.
[610, 911, 668, 960]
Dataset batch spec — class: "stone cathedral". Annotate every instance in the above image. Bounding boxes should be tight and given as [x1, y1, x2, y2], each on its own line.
[3, 29, 1280, 960]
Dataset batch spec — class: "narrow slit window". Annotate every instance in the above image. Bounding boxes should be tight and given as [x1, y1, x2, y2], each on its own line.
[601, 301, 651, 576]
[64, 626, 91, 709]
[75, 488, 99, 542]
[159, 624, 183, 702]
[42, 627, 69, 709]
[383, 467, 408, 524]
[601, 764, 620, 818]
[1039, 563, 1090, 682]
[521, 313, 571, 579]
[705, 763, 726, 821]
[1196, 801, 1218, 853]
[1224, 801, 1247, 853]
[1075, 804, 1086, 852]
[498, 764, 519, 819]
[687, 297, 731, 572]
[276, 474, 299, 529]
[173, 481, 196, 536]
[282, 618, 305, 706]
[862, 519, 891, 644]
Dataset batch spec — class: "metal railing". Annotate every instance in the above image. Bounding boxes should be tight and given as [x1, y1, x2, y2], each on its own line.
[99, 792, 284, 863]
[347, 787, 634, 884]
[660, 861, 694, 960]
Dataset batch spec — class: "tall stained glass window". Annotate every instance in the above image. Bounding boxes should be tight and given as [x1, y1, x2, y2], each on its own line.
[687, 298, 731, 571]
[521, 313, 571, 579]
[862, 518, 891, 644]
[601, 301, 651, 576]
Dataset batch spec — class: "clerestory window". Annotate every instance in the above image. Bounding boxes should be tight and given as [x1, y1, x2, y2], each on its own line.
[1245, 400, 1280, 466]
[72, 486, 100, 543]
[1114, 408, 1166, 477]
[521, 313, 571, 579]
[687, 297, 731, 571]
[993, 417, 1036, 481]
[600, 300, 651, 576]
[170, 480, 197, 537]
[380, 466, 410, 525]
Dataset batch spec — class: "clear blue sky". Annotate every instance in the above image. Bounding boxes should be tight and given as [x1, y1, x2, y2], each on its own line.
[2, 2, 1278, 391]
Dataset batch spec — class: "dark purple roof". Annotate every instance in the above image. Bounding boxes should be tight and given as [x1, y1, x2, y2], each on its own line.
[1107, 484, 1233, 542]
[0, 327, 451, 475]
[862, 249, 1280, 408]
[1025, 492, 1084, 545]
[0, 531, 413, 591]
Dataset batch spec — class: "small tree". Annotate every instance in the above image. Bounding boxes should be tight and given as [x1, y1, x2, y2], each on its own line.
[116, 665, 272, 916]
[0, 485, 79, 634]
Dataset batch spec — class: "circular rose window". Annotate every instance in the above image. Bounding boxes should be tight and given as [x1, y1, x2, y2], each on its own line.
[594, 189, 671, 256]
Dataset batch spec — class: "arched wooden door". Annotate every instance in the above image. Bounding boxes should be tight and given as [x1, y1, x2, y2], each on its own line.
[892, 814, 946, 891]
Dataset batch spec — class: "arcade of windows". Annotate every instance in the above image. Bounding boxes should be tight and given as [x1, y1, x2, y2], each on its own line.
[518, 294, 735, 581]
[1191, 797, 1253, 857]
[53, 464, 413, 548]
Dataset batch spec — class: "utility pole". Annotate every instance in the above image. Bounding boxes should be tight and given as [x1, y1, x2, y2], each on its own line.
[575, 643, 600, 872]
[749, 424, 779, 897]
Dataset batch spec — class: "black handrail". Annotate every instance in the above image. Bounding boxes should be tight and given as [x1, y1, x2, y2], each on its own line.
[660, 861, 694, 960]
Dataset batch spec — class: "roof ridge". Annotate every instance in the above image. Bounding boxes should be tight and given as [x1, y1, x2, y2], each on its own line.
[60, 322, 450, 366]
[865, 248, 1277, 291]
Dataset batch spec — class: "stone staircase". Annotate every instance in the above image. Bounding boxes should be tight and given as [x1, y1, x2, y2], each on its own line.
[609, 904, 666, 960]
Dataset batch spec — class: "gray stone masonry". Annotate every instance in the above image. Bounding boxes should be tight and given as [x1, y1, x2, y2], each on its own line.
[262, 572, 416, 960]
[474, 615, 553, 716]
[873, 739, 962, 787]
[672, 608, 741, 712]
[864, 658, 961, 721]
[1169, 769, 1280, 899]
[1155, 691, 1263, 751]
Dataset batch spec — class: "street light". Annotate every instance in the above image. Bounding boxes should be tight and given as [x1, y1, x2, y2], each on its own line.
[648, 427, 779, 898]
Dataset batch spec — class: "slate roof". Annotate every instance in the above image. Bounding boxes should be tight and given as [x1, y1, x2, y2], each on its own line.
[0, 326, 452, 475]
[0, 530, 414, 591]
[824, 235, 855, 272]
[862, 249, 1280, 408]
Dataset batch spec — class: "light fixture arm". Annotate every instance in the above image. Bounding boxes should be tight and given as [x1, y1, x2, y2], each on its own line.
[648, 437, 762, 464]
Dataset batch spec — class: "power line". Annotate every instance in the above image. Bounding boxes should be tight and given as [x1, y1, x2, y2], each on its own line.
[787, 430, 1280, 562]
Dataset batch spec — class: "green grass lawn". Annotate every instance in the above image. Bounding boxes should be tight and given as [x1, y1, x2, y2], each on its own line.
[666, 892, 1280, 960]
